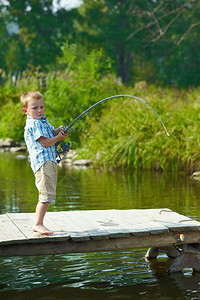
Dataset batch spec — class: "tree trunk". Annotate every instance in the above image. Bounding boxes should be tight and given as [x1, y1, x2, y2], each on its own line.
[118, 46, 131, 84]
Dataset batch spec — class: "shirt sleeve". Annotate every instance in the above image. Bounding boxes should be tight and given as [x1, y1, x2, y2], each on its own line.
[32, 121, 45, 141]
[26, 119, 54, 141]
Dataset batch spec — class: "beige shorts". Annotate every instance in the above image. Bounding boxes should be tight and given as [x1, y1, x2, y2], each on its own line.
[35, 161, 58, 204]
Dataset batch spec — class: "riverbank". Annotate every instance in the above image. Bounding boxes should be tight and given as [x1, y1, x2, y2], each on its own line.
[0, 138, 26, 153]
[0, 138, 93, 168]
[1, 137, 200, 181]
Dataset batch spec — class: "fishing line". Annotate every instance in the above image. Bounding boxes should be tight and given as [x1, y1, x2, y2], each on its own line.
[57, 94, 170, 162]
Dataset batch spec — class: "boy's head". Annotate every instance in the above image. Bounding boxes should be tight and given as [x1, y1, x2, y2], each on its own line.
[21, 91, 45, 119]
[21, 91, 43, 108]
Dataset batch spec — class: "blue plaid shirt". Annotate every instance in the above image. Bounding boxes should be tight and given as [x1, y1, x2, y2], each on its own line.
[24, 116, 57, 173]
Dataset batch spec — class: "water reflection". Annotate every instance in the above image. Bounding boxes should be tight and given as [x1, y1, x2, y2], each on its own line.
[1, 252, 200, 299]
[1, 153, 200, 299]
[1, 153, 200, 217]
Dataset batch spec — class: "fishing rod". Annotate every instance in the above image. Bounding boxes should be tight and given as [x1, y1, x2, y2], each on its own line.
[57, 94, 170, 162]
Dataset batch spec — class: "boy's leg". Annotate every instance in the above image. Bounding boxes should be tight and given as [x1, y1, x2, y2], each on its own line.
[33, 201, 53, 234]
[34, 161, 57, 234]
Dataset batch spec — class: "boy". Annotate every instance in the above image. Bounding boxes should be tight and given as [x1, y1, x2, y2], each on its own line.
[21, 91, 69, 235]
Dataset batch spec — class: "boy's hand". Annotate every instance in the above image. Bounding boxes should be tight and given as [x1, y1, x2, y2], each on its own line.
[53, 125, 69, 137]
[59, 125, 66, 132]
[58, 130, 69, 140]
[59, 125, 69, 140]
[59, 125, 70, 133]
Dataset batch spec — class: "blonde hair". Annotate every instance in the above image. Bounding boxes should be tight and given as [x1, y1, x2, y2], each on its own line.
[21, 91, 43, 108]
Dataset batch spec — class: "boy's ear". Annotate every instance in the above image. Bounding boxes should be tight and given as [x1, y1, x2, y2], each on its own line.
[22, 107, 27, 114]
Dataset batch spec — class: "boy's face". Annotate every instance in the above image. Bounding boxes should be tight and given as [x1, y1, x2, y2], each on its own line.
[22, 98, 45, 119]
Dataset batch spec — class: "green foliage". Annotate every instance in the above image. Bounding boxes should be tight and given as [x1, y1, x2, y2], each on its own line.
[1, 0, 200, 87]
[77, 0, 200, 86]
[80, 85, 200, 172]
[0, 102, 25, 140]
[43, 43, 121, 147]
[5, 39, 25, 72]
[0, 44, 121, 144]
[0, 0, 78, 73]
[1, 41, 200, 172]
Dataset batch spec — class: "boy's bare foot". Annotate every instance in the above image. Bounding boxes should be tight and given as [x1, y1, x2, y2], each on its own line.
[32, 225, 53, 235]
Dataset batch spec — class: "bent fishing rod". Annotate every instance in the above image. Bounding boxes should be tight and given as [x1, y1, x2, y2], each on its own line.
[57, 94, 170, 162]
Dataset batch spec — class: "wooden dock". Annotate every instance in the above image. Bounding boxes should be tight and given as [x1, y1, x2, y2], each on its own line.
[1, 209, 200, 261]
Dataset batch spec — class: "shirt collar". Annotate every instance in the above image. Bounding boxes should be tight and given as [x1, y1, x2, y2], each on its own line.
[27, 115, 46, 122]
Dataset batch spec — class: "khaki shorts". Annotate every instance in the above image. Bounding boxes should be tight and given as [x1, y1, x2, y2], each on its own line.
[35, 161, 58, 204]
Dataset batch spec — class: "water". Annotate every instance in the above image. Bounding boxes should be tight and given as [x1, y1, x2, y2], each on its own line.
[0, 152, 200, 299]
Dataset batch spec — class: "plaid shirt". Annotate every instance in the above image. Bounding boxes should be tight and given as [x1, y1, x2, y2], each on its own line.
[24, 116, 57, 173]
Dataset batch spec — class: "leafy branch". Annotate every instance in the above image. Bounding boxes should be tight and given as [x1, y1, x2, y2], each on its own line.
[127, 0, 200, 45]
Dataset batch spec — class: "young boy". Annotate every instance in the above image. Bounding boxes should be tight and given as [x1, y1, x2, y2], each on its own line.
[21, 91, 69, 235]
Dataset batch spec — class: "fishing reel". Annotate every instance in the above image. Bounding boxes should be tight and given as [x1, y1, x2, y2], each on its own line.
[56, 125, 74, 163]
[56, 141, 70, 163]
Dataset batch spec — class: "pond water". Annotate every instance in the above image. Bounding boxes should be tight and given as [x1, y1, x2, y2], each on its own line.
[0, 152, 200, 299]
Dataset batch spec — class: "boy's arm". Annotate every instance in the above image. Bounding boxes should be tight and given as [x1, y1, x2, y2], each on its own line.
[38, 131, 69, 148]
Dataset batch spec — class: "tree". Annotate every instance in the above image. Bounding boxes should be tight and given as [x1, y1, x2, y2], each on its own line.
[136, 0, 200, 86]
[77, 0, 139, 83]
[0, 1, 10, 71]
[0, 0, 78, 73]
[77, 0, 200, 85]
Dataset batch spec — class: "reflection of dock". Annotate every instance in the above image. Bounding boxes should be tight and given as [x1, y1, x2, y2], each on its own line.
[1, 209, 200, 271]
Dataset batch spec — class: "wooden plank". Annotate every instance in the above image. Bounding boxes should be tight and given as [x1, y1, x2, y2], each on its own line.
[60, 211, 110, 240]
[0, 214, 27, 244]
[47, 212, 91, 241]
[105, 210, 169, 235]
[141, 209, 200, 232]
[112, 209, 200, 233]
[66, 210, 130, 238]
[8, 213, 68, 242]
[91, 210, 131, 238]
[9, 212, 89, 242]
[110, 210, 151, 236]
[128, 210, 171, 234]
[7, 213, 43, 242]
[7, 212, 87, 243]
[1, 230, 200, 257]
[7, 213, 69, 243]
